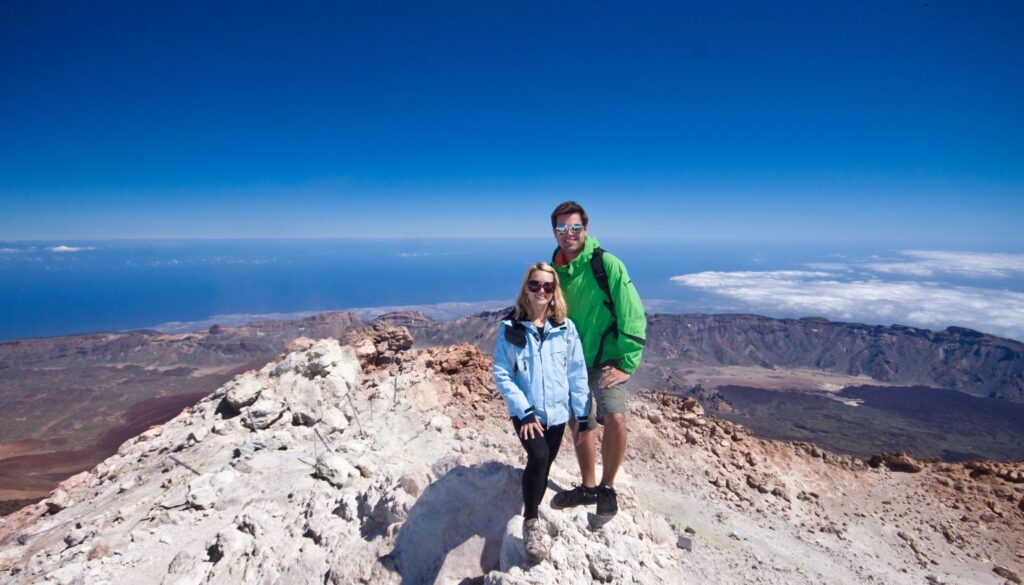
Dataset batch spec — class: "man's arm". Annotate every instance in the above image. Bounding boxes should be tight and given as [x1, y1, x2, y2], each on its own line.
[605, 254, 647, 374]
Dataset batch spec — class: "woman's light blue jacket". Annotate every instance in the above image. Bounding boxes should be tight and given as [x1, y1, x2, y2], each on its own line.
[493, 317, 591, 427]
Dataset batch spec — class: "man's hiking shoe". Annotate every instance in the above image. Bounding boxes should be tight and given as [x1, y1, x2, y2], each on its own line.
[523, 518, 546, 563]
[596, 484, 618, 517]
[587, 485, 619, 530]
[550, 484, 598, 510]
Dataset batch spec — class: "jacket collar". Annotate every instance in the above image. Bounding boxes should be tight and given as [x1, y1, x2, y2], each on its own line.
[504, 317, 566, 348]
[552, 236, 601, 275]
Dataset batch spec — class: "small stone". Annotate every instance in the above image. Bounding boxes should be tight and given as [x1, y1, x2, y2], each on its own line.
[428, 415, 452, 432]
[225, 376, 263, 409]
[676, 534, 695, 551]
[399, 474, 425, 497]
[455, 427, 478, 441]
[87, 544, 112, 560]
[211, 420, 232, 435]
[188, 427, 208, 444]
[244, 397, 286, 430]
[45, 489, 72, 513]
[187, 484, 218, 510]
[354, 456, 377, 478]
[64, 528, 88, 547]
[994, 564, 1022, 584]
[315, 453, 359, 488]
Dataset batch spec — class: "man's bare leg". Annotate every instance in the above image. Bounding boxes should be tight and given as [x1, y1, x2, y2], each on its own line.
[574, 427, 598, 487]
[598, 413, 627, 487]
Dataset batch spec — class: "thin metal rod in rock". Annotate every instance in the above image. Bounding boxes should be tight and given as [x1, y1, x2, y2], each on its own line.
[246, 411, 262, 435]
[346, 393, 367, 438]
[313, 426, 336, 454]
[169, 455, 201, 476]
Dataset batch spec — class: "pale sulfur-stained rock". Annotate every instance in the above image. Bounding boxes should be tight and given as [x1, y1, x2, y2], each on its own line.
[224, 374, 263, 410]
[45, 489, 72, 514]
[315, 453, 359, 488]
[429, 414, 453, 432]
[243, 396, 286, 430]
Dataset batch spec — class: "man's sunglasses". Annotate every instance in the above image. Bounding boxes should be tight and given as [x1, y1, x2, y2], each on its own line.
[554, 223, 585, 235]
[527, 280, 557, 294]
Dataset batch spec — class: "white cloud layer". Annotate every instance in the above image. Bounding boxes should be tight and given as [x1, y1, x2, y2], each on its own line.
[672, 270, 1024, 341]
[862, 250, 1024, 278]
[47, 245, 95, 253]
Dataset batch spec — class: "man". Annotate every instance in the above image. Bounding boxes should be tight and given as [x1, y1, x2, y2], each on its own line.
[548, 200, 646, 521]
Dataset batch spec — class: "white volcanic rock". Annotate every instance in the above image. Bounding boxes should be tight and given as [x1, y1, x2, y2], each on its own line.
[223, 374, 263, 410]
[1, 327, 1021, 585]
[315, 453, 359, 488]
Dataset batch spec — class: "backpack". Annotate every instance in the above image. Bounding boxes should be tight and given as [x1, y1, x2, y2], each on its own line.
[588, 247, 619, 368]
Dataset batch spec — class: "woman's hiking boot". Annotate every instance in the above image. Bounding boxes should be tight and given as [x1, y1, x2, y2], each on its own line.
[549, 484, 598, 510]
[522, 518, 547, 563]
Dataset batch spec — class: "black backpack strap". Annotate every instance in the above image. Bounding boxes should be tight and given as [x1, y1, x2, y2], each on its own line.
[590, 247, 614, 316]
[590, 247, 620, 369]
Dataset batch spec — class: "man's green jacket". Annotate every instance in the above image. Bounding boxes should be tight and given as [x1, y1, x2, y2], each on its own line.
[552, 236, 646, 374]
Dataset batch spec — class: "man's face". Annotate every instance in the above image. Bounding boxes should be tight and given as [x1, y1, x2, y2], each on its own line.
[553, 212, 588, 257]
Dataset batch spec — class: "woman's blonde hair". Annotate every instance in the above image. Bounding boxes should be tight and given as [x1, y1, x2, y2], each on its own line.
[513, 263, 568, 323]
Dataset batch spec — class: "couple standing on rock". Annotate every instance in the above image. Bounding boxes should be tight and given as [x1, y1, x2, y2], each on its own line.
[492, 200, 647, 562]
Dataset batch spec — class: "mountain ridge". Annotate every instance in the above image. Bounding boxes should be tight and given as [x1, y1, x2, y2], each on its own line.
[2, 309, 1022, 517]
[1, 324, 1020, 584]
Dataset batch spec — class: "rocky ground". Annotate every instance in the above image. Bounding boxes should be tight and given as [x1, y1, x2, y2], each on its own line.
[0, 324, 1022, 584]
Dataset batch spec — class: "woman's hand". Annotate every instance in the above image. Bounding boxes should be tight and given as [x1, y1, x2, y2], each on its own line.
[519, 421, 545, 440]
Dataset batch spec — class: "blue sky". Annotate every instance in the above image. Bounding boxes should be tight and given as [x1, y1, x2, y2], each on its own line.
[1, 1, 1022, 243]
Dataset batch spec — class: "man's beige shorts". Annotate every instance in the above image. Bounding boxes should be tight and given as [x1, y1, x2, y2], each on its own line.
[572, 366, 627, 427]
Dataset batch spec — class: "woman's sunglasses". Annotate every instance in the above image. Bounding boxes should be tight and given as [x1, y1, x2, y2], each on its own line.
[527, 280, 557, 294]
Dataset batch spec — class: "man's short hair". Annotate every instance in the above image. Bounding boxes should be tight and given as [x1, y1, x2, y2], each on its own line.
[550, 201, 589, 228]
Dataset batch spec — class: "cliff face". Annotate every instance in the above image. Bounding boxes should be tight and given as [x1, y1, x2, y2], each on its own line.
[1, 326, 1021, 585]
[644, 314, 1024, 401]
[416, 310, 1024, 402]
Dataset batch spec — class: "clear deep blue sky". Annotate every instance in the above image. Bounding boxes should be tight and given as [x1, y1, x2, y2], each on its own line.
[1, 1, 1022, 243]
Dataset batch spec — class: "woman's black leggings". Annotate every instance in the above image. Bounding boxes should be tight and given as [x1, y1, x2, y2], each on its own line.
[511, 417, 566, 520]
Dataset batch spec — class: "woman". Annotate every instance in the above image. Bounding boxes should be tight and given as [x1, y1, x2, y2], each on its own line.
[493, 262, 591, 563]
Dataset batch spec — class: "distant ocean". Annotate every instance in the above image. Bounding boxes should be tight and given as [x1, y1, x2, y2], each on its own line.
[1, 239, 1022, 341]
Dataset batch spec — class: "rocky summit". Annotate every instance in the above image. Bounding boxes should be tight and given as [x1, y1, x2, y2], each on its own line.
[1, 325, 1022, 585]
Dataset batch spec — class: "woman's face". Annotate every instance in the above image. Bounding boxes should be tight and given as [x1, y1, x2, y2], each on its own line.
[526, 269, 556, 312]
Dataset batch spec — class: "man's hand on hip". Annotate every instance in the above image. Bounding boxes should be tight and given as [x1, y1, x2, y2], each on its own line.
[599, 366, 630, 389]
